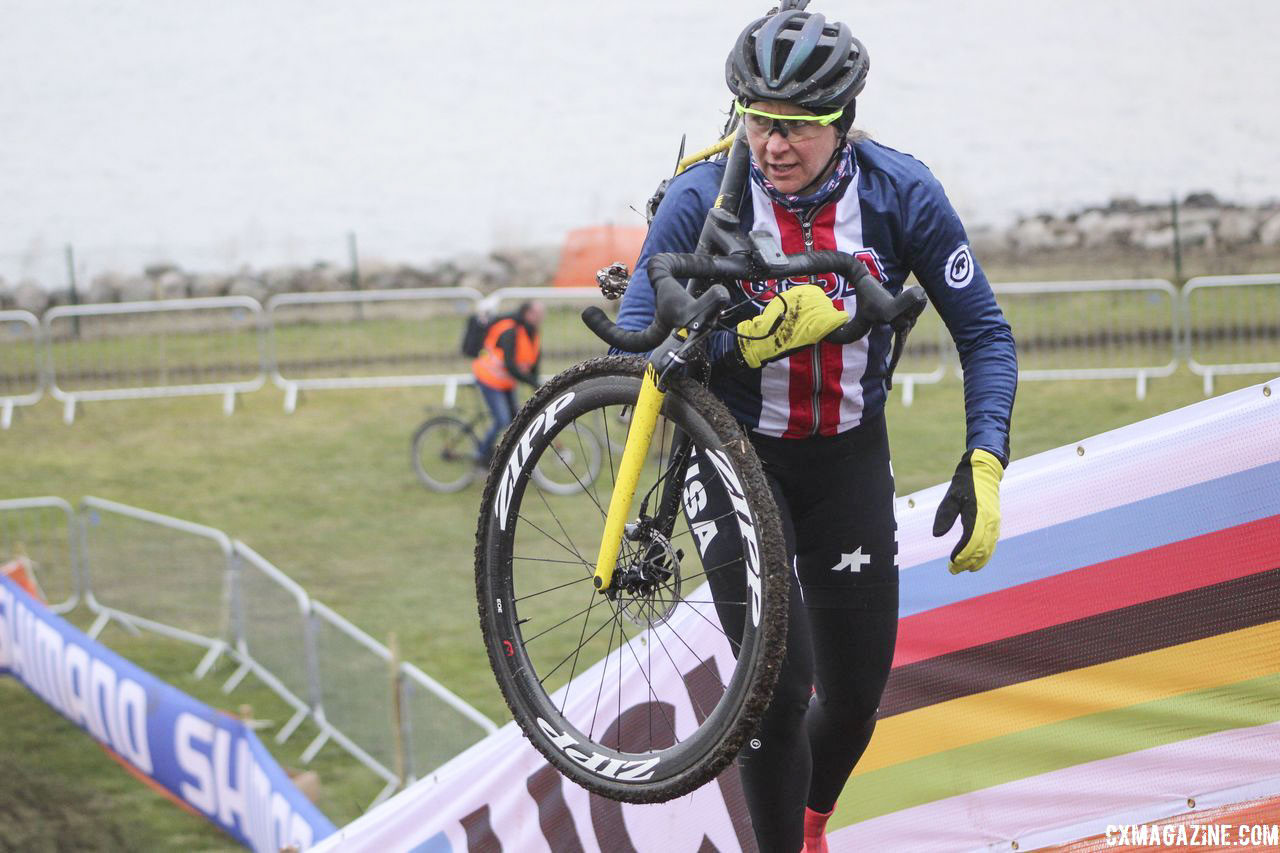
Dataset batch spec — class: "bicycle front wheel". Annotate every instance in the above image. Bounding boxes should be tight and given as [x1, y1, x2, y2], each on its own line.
[476, 356, 789, 803]
[411, 415, 478, 493]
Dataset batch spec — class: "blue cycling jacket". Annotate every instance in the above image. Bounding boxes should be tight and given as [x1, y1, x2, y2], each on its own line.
[616, 137, 1017, 462]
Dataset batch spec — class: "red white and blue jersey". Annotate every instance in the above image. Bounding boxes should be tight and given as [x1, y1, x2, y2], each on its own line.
[616, 138, 1017, 461]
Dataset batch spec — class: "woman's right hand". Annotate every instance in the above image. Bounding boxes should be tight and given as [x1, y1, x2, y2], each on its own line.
[735, 284, 849, 368]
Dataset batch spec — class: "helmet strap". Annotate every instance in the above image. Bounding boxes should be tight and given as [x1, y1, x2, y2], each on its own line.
[792, 144, 845, 196]
[802, 99, 856, 193]
[793, 99, 855, 195]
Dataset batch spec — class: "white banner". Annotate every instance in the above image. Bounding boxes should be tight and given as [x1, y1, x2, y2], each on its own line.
[319, 377, 1280, 853]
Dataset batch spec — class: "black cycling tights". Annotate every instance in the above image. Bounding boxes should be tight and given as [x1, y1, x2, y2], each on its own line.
[692, 413, 899, 853]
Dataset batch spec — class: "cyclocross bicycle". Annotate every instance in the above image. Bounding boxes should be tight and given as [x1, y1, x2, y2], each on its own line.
[411, 385, 603, 495]
[475, 125, 926, 803]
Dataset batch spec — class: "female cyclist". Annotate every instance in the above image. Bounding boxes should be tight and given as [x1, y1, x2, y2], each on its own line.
[615, 6, 1018, 850]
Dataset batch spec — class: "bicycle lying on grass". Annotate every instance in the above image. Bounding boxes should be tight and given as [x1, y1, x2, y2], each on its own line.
[475, 126, 926, 803]
[411, 384, 603, 495]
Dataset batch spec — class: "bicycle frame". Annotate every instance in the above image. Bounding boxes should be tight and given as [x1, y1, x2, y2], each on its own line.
[591, 127, 754, 594]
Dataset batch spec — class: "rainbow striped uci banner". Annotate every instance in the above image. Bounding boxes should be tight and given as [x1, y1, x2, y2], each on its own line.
[836, 377, 1280, 849]
[316, 378, 1280, 852]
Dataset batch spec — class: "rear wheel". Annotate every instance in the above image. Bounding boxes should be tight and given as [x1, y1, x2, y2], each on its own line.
[411, 416, 478, 493]
[476, 356, 789, 802]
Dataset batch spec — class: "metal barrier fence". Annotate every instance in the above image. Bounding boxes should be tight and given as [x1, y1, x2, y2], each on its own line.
[304, 601, 403, 801]
[989, 280, 1180, 399]
[224, 540, 316, 744]
[0, 496, 498, 806]
[80, 496, 236, 678]
[4, 276, 1279, 423]
[0, 310, 43, 428]
[265, 287, 482, 413]
[1183, 274, 1280, 395]
[41, 296, 268, 424]
[400, 661, 498, 783]
[0, 496, 79, 613]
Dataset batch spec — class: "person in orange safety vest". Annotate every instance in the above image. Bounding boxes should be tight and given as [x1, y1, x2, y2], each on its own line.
[471, 300, 544, 464]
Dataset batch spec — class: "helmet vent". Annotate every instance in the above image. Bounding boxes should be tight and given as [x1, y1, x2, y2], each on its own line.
[727, 9, 869, 111]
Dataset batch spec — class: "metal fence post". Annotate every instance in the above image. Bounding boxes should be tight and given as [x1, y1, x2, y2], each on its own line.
[347, 231, 361, 291]
[304, 594, 324, 710]
[64, 245, 81, 338]
[347, 232, 364, 322]
[1171, 195, 1184, 284]
[398, 666, 417, 782]
[388, 632, 407, 789]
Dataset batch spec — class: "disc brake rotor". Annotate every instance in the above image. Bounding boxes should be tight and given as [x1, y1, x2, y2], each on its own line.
[610, 524, 683, 627]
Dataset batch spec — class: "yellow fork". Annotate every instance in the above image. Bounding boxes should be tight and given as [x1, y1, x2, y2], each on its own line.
[592, 364, 666, 592]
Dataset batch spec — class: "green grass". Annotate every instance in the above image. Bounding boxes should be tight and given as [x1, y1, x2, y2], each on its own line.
[0, 327, 1274, 847]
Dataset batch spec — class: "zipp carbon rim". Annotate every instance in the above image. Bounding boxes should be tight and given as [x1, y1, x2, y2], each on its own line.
[475, 356, 788, 802]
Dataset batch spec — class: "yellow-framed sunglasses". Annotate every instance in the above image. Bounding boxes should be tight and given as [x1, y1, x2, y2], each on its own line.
[734, 101, 844, 141]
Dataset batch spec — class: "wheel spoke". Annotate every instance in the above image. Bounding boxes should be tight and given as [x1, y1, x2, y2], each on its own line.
[513, 511, 593, 570]
[561, 580, 608, 716]
[513, 554, 595, 567]
[644, 603, 724, 729]
[674, 552, 749, 587]
[535, 594, 619, 686]
[512, 572, 595, 604]
[588, 602, 622, 741]
[480, 359, 786, 799]
[538, 421, 607, 506]
[522, 597, 605, 647]
[532, 484, 596, 565]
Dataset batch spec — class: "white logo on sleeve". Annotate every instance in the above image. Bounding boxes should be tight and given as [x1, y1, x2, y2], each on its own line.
[945, 244, 975, 289]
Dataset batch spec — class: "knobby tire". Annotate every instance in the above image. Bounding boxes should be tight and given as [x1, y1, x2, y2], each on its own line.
[475, 356, 789, 803]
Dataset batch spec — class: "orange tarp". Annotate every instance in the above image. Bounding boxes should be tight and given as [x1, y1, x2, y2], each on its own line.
[552, 225, 648, 288]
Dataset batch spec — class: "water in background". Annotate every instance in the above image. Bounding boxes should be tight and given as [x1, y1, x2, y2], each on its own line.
[3, 0, 1278, 286]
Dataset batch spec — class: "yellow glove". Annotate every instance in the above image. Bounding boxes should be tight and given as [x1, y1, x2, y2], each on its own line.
[736, 284, 849, 369]
[932, 449, 1004, 574]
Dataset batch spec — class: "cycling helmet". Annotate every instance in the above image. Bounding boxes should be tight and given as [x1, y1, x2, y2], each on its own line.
[725, 8, 869, 113]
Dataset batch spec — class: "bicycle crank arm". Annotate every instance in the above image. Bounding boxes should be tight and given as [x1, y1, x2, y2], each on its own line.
[593, 364, 665, 592]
